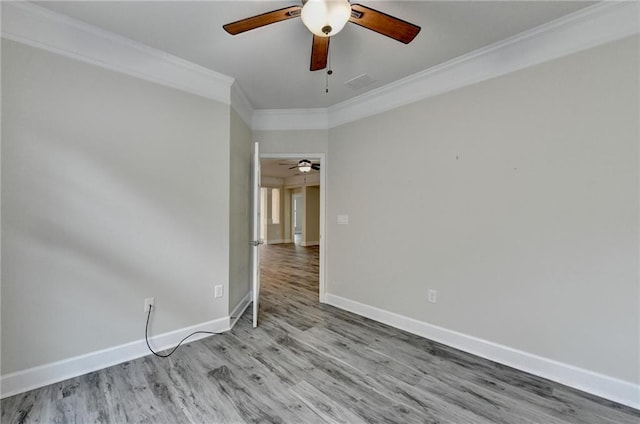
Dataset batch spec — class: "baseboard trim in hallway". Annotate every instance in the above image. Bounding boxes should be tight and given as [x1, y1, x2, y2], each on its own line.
[324, 293, 640, 410]
[0, 316, 230, 400]
[230, 292, 252, 329]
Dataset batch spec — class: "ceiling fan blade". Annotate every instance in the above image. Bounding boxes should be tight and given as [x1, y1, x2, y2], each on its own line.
[289, 165, 298, 169]
[349, 4, 421, 44]
[223, 6, 301, 35]
[310, 35, 330, 71]
[311, 164, 320, 170]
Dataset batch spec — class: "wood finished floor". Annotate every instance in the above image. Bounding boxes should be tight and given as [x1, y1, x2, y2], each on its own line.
[2, 243, 639, 423]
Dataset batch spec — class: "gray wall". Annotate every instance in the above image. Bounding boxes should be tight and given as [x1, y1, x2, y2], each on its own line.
[303, 186, 320, 245]
[228, 109, 252, 312]
[254, 129, 328, 155]
[327, 36, 639, 383]
[1, 39, 231, 374]
[259, 185, 285, 244]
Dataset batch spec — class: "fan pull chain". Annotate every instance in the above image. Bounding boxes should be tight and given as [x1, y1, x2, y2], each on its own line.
[325, 41, 333, 94]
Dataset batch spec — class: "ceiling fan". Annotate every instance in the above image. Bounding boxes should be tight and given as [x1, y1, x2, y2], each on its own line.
[223, 0, 421, 71]
[280, 159, 320, 173]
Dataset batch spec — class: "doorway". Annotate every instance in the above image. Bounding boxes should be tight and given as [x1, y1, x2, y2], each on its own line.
[293, 193, 303, 244]
[258, 153, 326, 302]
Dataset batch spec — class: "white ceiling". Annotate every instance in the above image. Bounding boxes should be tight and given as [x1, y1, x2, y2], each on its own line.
[34, 1, 594, 110]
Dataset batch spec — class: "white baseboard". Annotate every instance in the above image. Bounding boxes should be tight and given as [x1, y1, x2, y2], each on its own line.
[0, 316, 229, 399]
[325, 293, 640, 410]
[301, 241, 319, 247]
[229, 292, 252, 329]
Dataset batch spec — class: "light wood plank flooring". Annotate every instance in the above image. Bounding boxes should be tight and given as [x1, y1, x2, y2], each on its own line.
[2, 243, 638, 423]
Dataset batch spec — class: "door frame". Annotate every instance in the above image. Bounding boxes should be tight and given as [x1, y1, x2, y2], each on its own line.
[260, 152, 327, 303]
[251, 142, 261, 327]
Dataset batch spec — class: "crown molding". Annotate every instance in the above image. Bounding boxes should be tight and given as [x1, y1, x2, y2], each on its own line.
[328, 0, 639, 128]
[231, 82, 255, 128]
[252, 108, 329, 131]
[2, 1, 637, 131]
[253, 0, 640, 130]
[1, 1, 234, 104]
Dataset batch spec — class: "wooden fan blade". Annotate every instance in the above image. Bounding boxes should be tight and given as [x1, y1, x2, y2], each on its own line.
[223, 6, 301, 35]
[310, 35, 330, 71]
[349, 4, 421, 44]
[311, 164, 320, 170]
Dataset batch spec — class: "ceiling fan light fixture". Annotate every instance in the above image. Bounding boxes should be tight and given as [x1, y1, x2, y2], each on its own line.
[298, 160, 313, 173]
[301, 0, 352, 37]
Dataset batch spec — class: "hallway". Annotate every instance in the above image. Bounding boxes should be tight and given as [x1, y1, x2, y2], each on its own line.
[256, 242, 321, 330]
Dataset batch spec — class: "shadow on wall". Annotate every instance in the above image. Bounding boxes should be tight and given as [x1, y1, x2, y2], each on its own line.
[3, 126, 220, 372]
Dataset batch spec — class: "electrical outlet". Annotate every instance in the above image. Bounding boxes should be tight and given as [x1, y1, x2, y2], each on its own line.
[427, 289, 437, 304]
[214, 285, 223, 299]
[144, 297, 155, 312]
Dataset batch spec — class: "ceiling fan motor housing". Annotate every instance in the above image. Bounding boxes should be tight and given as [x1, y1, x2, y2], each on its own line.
[301, 0, 352, 37]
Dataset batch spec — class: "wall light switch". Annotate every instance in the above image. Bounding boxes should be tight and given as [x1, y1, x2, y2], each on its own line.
[337, 214, 349, 225]
[214, 285, 223, 298]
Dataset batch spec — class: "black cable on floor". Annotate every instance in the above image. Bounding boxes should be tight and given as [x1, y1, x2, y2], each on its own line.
[145, 305, 220, 358]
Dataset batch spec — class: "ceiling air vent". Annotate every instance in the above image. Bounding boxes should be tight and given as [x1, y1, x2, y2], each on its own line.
[344, 73, 375, 90]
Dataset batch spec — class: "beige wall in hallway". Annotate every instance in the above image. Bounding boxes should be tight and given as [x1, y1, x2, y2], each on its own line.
[303, 186, 320, 246]
[262, 185, 286, 244]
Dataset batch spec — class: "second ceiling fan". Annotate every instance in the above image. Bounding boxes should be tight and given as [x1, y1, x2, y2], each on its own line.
[280, 159, 320, 173]
[223, 0, 421, 71]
